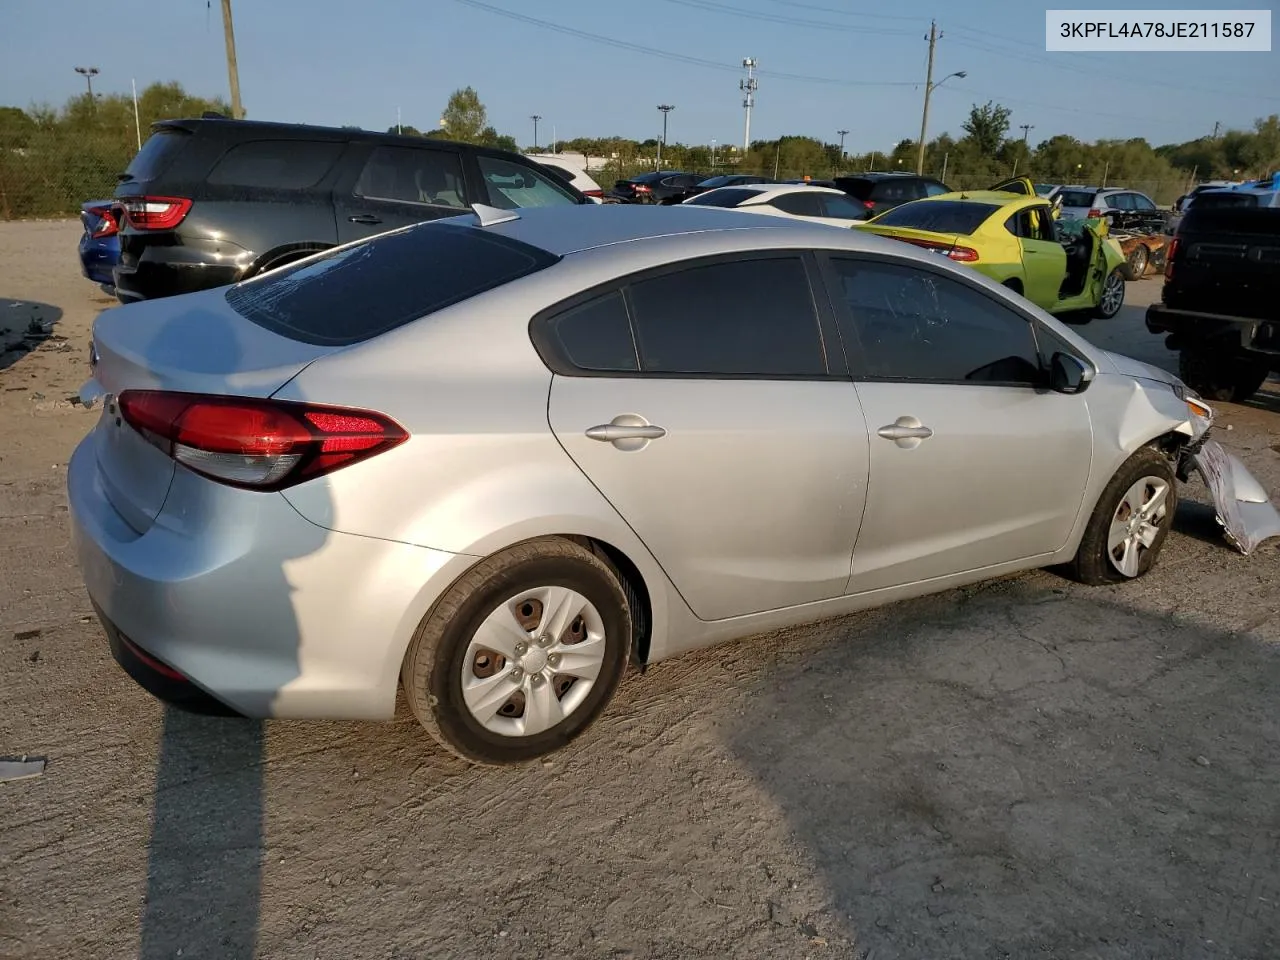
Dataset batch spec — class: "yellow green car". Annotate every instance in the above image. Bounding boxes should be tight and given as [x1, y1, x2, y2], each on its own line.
[855, 177, 1129, 323]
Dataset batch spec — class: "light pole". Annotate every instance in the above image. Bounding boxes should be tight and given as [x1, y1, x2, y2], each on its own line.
[530, 115, 542, 152]
[915, 21, 965, 175]
[711, 139, 717, 168]
[837, 129, 849, 164]
[657, 104, 674, 167]
[74, 66, 99, 99]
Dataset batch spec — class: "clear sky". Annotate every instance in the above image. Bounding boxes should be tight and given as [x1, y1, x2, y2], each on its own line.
[2, 0, 1277, 152]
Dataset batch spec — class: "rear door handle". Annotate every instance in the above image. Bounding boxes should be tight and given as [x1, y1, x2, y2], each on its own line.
[348, 214, 382, 225]
[877, 416, 933, 448]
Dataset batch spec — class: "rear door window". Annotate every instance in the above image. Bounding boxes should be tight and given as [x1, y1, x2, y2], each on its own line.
[479, 155, 579, 208]
[225, 222, 559, 346]
[206, 140, 343, 190]
[923, 181, 951, 197]
[538, 291, 639, 373]
[354, 145, 468, 208]
[626, 257, 827, 376]
[770, 192, 825, 216]
[1057, 190, 1096, 208]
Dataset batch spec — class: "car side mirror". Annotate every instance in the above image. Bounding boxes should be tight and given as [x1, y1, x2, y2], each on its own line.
[1050, 351, 1093, 394]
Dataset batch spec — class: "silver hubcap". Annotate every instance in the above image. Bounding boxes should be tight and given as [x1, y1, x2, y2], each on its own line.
[1101, 272, 1124, 314]
[1129, 249, 1146, 274]
[461, 587, 606, 737]
[1107, 476, 1170, 577]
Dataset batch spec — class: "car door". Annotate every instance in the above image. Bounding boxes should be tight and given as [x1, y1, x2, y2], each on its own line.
[542, 253, 870, 621]
[333, 143, 470, 243]
[818, 254, 1094, 593]
[1005, 203, 1068, 308]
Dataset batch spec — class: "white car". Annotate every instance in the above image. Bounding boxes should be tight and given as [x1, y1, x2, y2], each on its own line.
[682, 183, 868, 225]
[526, 154, 605, 203]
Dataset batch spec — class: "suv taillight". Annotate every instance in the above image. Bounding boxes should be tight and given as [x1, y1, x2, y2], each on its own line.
[117, 391, 408, 491]
[1164, 238, 1180, 280]
[119, 196, 193, 230]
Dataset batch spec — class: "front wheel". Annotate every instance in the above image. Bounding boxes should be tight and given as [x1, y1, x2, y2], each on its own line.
[1063, 446, 1178, 585]
[1093, 267, 1126, 318]
[401, 537, 632, 765]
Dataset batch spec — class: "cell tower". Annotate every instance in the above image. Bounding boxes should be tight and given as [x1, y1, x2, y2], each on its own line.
[740, 58, 758, 153]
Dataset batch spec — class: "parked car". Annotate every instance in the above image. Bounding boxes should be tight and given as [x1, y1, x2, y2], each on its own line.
[684, 173, 776, 197]
[71, 203, 1264, 764]
[1111, 228, 1173, 280]
[1186, 186, 1280, 210]
[831, 172, 952, 219]
[856, 176, 1128, 322]
[1173, 180, 1237, 214]
[784, 178, 838, 188]
[1146, 203, 1280, 402]
[609, 171, 704, 204]
[79, 200, 120, 289]
[683, 183, 869, 224]
[1035, 183, 1061, 197]
[526, 154, 605, 201]
[108, 118, 588, 303]
[1056, 187, 1166, 234]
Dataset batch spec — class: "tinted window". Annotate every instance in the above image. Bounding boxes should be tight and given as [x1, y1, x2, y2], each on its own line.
[1132, 194, 1157, 211]
[698, 175, 737, 188]
[871, 179, 918, 203]
[820, 193, 866, 218]
[355, 145, 467, 207]
[225, 222, 558, 346]
[122, 129, 191, 182]
[871, 200, 1000, 234]
[923, 181, 951, 196]
[479, 155, 578, 208]
[835, 177, 875, 200]
[827, 258, 1041, 384]
[1194, 192, 1258, 209]
[206, 140, 342, 189]
[684, 188, 759, 208]
[1108, 193, 1134, 211]
[544, 291, 638, 372]
[627, 258, 826, 376]
[771, 192, 825, 216]
[1057, 190, 1097, 208]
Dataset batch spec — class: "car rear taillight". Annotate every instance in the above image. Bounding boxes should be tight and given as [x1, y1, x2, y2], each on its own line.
[1164, 237, 1179, 279]
[582, 189, 604, 198]
[633, 184, 651, 194]
[862, 200, 876, 209]
[117, 391, 408, 491]
[86, 204, 119, 239]
[118, 196, 193, 230]
[1087, 208, 1102, 218]
[894, 237, 980, 262]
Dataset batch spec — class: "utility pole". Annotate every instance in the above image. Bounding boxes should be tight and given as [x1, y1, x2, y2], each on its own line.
[220, 0, 244, 119]
[915, 21, 938, 175]
[657, 104, 674, 166]
[837, 129, 849, 159]
[1211, 120, 1221, 139]
[740, 58, 758, 153]
[397, 106, 402, 135]
[1019, 123, 1034, 146]
[74, 66, 99, 100]
[530, 115, 542, 151]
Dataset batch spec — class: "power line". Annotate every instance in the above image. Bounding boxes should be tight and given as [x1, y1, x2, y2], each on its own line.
[762, 0, 922, 22]
[450, 0, 919, 88]
[660, 0, 919, 37]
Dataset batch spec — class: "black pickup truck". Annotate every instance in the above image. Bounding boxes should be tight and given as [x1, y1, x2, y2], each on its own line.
[1146, 205, 1280, 402]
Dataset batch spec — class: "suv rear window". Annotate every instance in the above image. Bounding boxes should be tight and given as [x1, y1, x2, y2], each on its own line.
[206, 140, 343, 190]
[225, 222, 559, 346]
[871, 200, 1000, 234]
[1193, 192, 1259, 209]
[121, 128, 191, 183]
[1056, 190, 1097, 208]
[835, 178, 875, 200]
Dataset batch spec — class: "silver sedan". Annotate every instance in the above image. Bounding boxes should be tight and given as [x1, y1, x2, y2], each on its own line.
[70, 203, 1227, 764]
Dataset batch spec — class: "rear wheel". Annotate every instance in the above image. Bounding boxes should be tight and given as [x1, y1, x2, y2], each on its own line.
[401, 537, 631, 765]
[1093, 267, 1126, 318]
[1124, 245, 1149, 280]
[1064, 446, 1177, 585]
[1178, 350, 1271, 403]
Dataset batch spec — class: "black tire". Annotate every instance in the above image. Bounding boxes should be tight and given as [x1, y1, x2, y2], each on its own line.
[401, 537, 631, 765]
[1178, 350, 1271, 403]
[1093, 267, 1126, 319]
[1001, 278, 1023, 297]
[1063, 446, 1178, 586]
[1124, 245, 1149, 280]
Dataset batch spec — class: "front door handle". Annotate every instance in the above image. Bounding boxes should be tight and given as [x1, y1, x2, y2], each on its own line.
[585, 414, 666, 451]
[348, 214, 382, 225]
[877, 416, 934, 449]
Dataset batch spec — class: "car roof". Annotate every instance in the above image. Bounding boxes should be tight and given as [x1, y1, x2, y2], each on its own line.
[444, 203, 901, 258]
[838, 171, 930, 182]
[728, 183, 847, 198]
[930, 190, 1041, 206]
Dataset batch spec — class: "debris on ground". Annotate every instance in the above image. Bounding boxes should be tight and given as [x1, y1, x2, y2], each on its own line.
[0, 756, 47, 782]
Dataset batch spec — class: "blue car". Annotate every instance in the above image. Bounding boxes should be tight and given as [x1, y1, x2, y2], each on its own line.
[79, 200, 120, 289]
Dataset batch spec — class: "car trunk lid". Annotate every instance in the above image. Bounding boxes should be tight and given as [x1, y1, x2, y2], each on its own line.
[86, 289, 339, 533]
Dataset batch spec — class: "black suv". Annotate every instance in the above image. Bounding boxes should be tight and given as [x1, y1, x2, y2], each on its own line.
[832, 172, 952, 218]
[110, 118, 587, 302]
[609, 171, 706, 205]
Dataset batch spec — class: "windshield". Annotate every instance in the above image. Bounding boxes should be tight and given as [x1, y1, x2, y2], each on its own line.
[871, 200, 1000, 235]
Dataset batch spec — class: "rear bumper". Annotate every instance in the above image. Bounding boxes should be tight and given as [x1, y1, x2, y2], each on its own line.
[1146, 303, 1280, 360]
[79, 236, 119, 287]
[113, 258, 243, 302]
[68, 433, 478, 720]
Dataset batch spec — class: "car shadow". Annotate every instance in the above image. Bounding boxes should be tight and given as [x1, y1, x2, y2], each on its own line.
[86, 299, 332, 960]
[1, 299, 65, 373]
[723, 585, 1280, 959]
[1171, 498, 1232, 549]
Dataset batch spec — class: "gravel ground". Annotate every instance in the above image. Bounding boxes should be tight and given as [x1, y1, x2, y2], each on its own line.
[1, 220, 1278, 960]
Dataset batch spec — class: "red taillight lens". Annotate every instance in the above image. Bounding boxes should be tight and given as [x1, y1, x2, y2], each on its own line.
[894, 237, 980, 262]
[86, 204, 119, 238]
[1087, 208, 1102, 219]
[1164, 237, 1179, 279]
[633, 184, 651, 193]
[119, 196, 193, 230]
[582, 188, 604, 198]
[117, 391, 408, 490]
[863, 200, 876, 209]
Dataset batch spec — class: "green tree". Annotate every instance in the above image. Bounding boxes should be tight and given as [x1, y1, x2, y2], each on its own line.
[440, 86, 487, 144]
[961, 101, 1012, 158]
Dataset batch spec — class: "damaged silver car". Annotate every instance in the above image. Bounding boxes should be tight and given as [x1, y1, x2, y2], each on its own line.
[70, 206, 1279, 764]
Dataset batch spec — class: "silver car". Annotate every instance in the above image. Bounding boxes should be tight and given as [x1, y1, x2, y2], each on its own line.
[69, 203, 1228, 765]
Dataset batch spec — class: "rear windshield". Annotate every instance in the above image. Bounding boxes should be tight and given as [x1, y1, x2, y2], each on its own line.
[1193, 192, 1259, 209]
[835, 177, 875, 200]
[121, 128, 191, 183]
[871, 200, 1000, 234]
[684, 188, 759, 208]
[225, 222, 559, 346]
[1056, 190, 1097, 208]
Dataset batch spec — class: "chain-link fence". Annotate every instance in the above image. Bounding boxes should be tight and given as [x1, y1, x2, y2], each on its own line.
[0, 129, 135, 220]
